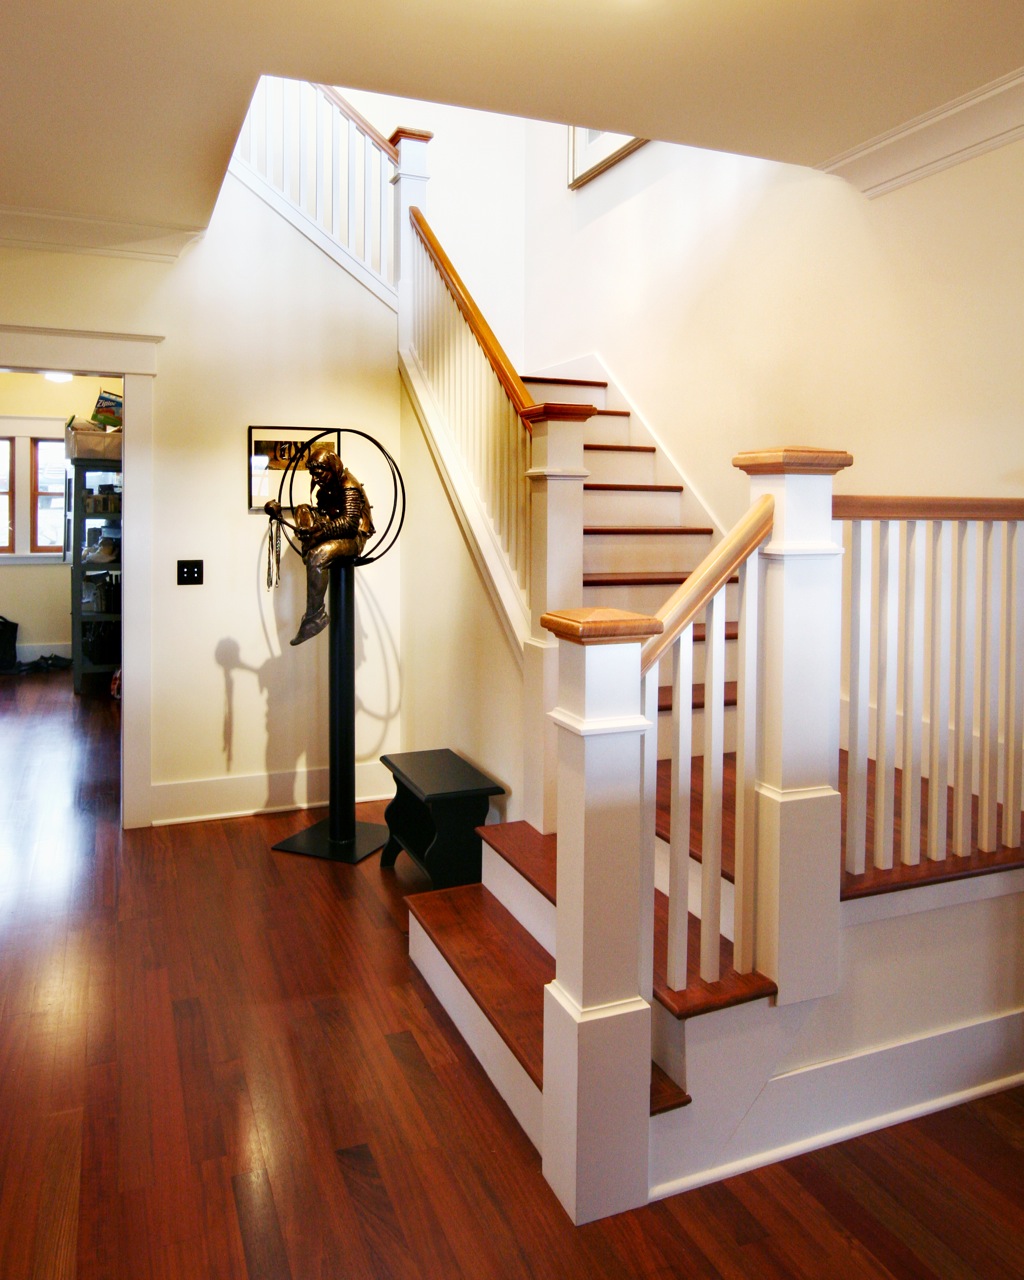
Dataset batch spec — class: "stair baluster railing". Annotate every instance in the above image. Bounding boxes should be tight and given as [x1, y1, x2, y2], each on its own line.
[399, 207, 595, 832]
[231, 76, 399, 305]
[639, 494, 774, 986]
[834, 497, 1024, 873]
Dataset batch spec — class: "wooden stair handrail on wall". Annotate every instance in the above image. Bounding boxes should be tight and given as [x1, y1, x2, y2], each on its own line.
[833, 495, 1024, 521]
[641, 494, 775, 675]
[409, 207, 596, 431]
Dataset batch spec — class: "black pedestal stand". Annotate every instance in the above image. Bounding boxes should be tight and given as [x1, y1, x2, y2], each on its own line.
[273, 561, 387, 863]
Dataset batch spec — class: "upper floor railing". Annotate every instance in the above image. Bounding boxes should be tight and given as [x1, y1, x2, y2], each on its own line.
[231, 77, 402, 305]
[835, 495, 1024, 874]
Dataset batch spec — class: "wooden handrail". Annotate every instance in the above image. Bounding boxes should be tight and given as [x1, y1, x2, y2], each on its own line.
[640, 495, 775, 675]
[315, 85, 400, 164]
[833, 495, 1024, 522]
[410, 206, 537, 420]
[409, 208, 597, 431]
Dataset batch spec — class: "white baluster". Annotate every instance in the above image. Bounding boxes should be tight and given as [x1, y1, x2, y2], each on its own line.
[330, 103, 342, 243]
[1003, 522, 1024, 848]
[666, 629, 693, 991]
[732, 549, 759, 974]
[873, 520, 900, 869]
[639, 667, 658, 1003]
[952, 521, 977, 856]
[926, 521, 952, 860]
[978, 521, 1001, 852]
[700, 591, 726, 983]
[362, 139, 373, 267]
[846, 520, 872, 875]
[346, 119, 358, 257]
[900, 519, 925, 864]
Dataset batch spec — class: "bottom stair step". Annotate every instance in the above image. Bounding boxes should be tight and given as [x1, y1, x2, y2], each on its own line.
[407, 884, 691, 1116]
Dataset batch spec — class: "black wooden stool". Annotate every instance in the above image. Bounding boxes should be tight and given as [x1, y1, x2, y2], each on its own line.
[379, 750, 505, 888]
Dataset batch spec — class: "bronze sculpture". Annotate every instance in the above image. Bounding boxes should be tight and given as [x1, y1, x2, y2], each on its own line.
[265, 444, 374, 645]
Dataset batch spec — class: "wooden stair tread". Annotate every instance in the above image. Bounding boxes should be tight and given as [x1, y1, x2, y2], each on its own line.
[653, 890, 777, 1019]
[658, 680, 739, 712]
[480, 819, 556, 903]
[585, 482, 683, 493]
[584, 443, 655, 453]
[585, 570, 739, 587]
[522, 375, 607, 388]
[584, 525, 714, 537]
[408, 884, 690, 1113]
[478, 821, 772, 1020]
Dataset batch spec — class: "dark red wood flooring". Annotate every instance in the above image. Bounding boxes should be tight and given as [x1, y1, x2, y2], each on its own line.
[1, 669, 1022, 1277]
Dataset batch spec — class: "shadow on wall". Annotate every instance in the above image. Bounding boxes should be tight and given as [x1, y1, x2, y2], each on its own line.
[214, 529, 401, 811]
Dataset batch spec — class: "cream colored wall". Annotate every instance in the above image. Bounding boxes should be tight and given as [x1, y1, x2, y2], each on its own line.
[0, 175, 402, 820]
[399, 386, 523, 816]
[342, 89, 528, 368]
[522, 126, 1024, 527]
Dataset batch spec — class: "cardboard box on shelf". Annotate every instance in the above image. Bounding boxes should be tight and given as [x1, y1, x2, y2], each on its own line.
[65, 415, 122, 462]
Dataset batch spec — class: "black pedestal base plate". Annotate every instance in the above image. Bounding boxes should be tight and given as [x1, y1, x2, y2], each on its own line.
[273, 819, 387, 864]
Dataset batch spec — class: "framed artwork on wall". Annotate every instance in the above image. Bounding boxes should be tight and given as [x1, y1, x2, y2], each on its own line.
[568, 128, 648, 190]
[247, 425, 342, 513]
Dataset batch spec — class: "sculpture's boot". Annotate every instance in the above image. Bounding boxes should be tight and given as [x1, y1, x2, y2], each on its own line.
[290, 564, 329, 645]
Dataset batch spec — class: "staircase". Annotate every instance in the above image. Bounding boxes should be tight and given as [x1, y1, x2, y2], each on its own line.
[232, 79, 1024, 1228]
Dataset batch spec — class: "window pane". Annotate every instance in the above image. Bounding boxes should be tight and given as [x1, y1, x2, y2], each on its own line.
[0, 495, 9, 553]
[0, 439, 10, 492]
[36, 440, 66, 492]
[36, 494, 64, 548]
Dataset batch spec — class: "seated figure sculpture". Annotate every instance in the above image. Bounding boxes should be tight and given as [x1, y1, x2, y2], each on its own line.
[265, 444, 374, 645]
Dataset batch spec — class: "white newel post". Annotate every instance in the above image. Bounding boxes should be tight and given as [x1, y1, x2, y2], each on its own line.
[523, 408, 591, 834]
[733, 448, 852, 1005]
[539, 606, 663, 1225]
[390, 128, 432, 348]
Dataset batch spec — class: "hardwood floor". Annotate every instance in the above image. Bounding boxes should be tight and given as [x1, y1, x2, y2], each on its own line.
[1, 670, 1023, 1278]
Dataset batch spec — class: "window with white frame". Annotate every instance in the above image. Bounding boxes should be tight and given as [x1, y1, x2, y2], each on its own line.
[1, 419, 66, 558]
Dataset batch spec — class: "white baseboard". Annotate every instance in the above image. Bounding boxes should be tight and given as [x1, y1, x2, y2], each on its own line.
[149, 758, 393, 826]
[649, 1006, 1024, 1199]
[16, 642, 73, 662]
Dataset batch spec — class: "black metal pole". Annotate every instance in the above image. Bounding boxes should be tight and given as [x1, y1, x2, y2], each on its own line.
[328, 560, 356, 844]
[273, 559, 386, 863]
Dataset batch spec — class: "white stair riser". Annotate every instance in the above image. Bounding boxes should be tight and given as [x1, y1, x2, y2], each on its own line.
[481, 845, 556, 956]
[585, 488, 685, 525]
[584, 532, 713, 574]
[582, 416, 631, 447]
[526, 379, 607, 409]
[583, 449, 656, 486]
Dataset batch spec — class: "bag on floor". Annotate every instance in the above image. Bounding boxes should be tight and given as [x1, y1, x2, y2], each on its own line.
[0, 616, 17, 670]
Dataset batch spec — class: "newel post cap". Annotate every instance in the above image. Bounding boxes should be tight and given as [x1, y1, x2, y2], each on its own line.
[541, 607, 663, 645]
[733, 447, 854, 476]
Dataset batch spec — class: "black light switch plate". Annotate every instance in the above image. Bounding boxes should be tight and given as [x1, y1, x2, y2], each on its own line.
[177, 559, 203, 585]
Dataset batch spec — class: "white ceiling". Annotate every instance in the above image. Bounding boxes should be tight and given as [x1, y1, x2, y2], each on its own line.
[2, 0, 1024, 255]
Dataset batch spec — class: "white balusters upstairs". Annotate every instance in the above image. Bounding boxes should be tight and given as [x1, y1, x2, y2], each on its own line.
[231, 77, 399, 307]
[836, 498, 1024, 872]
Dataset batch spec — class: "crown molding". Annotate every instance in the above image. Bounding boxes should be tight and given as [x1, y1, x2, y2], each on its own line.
[819, 66, 1024, 198]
